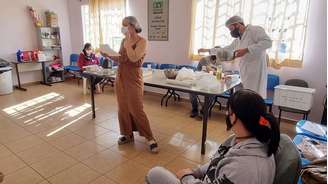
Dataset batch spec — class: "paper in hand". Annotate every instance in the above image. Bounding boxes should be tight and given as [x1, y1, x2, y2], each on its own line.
[99, 44, 121, 57]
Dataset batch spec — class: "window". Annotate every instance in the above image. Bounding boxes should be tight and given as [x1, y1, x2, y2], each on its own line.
[190, 0, 310, 66]
[81, 3, 125, 51]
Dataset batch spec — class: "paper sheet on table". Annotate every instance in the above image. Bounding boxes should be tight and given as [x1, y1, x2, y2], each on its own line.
[302, 121, 327, 137]
[99, 44, 121, 56]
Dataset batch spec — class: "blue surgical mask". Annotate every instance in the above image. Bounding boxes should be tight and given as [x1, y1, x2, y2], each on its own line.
[121, 26, 128, 34]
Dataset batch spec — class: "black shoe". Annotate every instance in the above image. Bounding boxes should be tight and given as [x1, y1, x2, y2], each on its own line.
[190, 111, 199, 118]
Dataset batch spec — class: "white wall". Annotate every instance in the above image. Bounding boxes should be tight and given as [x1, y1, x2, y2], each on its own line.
[68, 0, 327, 122]
[0, 0, 72, 84]
[268, 0, 327, 122]
[68, 0, 193, 64]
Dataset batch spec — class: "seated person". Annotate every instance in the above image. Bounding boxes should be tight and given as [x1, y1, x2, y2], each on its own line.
[78, 43, 103, 93]
[190, 47, 220, 118]
[146, 89, 280, 184]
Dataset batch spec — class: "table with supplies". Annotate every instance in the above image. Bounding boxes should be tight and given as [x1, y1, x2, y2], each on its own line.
[82, 68, 241, 155]
[293, 120, 327, 184]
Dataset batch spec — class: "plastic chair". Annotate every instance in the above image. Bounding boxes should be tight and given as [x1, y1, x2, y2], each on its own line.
[64, 54, 80, 72]
[159, 64, 177, 70]
[266, 74, 280, 112]
[177, 64, 196, 71]
[278, 79, 310, 124]
[158, 64, 180, 106]
[274, 134, 302, 184]
[143, 62, 158, 69]
[64, 54, 82, 84]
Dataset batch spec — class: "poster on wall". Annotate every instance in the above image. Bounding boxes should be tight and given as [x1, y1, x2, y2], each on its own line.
[148, 0, 169, 41]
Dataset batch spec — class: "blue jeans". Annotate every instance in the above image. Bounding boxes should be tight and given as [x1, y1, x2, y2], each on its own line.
[189, 94, 199, 113]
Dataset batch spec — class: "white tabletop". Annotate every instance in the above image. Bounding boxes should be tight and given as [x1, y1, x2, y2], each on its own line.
[83, 68, 241, 96]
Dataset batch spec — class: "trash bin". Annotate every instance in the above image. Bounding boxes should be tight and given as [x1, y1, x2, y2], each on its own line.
[0, 59, 13, 95]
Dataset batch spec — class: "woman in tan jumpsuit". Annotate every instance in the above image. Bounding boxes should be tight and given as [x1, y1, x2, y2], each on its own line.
[106, 16, 158, 153]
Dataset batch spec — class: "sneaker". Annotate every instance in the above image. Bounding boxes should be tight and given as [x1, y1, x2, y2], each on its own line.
[148, 140, 159, 154]
[118, 135, 134, 145]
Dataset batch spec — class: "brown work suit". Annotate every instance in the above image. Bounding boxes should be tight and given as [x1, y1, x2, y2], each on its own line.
[115, 37, 154, 140]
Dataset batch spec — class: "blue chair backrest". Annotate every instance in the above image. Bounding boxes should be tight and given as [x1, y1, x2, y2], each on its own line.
[267, 74, 280, 90]
[70, 54, 79, 66]
[143, 62, 158, 69]
[159, 64, 177, 69]
[177, 64, 196, 71]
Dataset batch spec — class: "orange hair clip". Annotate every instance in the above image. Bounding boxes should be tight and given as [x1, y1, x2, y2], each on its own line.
[259, 116, 270, 127]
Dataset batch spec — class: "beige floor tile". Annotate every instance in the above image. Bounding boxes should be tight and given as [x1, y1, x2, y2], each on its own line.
[132, 149, 179, 168]
[30, 152, 78, 178]
[81, 149, 128, 174]
[106, 161, 150, 184]
[89, 176, 118, 184]
[48, 133, 86, 151]
[0, 155, 26, 175]
[0, 126, 31, 144]
[0, 145, 12, 159]
[48, 163, 100, 184]
[16, 142, 61, 165]
[0, 118, 17, 130]
[23, 122, 54, 134]
[96, 118, 120, 133]
[181, 140, 220, 164]
[165, 157, 198, 173]
[4, 135, 45, 154]
[159, 136, 195, 154]
[109, 141, 148, 159]
[65, 141, 108, 161]
[37, 128, 72, 142]
[91, 131, 119, 148]
[38, 180, 51, 184]
[73, 124, 109, 140]
[64, 118, 96, 132]
[2, 167, 44, 184]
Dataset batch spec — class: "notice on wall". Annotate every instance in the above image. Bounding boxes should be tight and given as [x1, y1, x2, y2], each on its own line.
[148, 0, 169, 41]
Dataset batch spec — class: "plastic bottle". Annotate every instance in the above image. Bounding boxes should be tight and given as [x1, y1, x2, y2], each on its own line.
[216, 64, 223, 80]
[16, 50, 22, 62]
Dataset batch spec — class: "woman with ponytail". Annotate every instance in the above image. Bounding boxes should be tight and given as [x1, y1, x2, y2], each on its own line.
[146, 89, 280, 184]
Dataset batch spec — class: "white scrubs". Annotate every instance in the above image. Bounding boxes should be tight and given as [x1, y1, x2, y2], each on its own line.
[224, 25, 272, 98]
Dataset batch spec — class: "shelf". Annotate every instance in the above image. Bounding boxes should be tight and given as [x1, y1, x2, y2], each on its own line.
[41, 38, 60, 40]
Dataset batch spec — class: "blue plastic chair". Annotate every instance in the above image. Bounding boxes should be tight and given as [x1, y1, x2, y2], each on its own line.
[177, 64, 196, 71]
[159, 64, 177, 70]
[266, 74, 280, 112]
[143, 62, 158, 69]
[64, 54, 80, 72]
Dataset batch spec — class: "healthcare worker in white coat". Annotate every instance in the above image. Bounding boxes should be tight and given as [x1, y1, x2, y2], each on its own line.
[224, 16, 272, 98]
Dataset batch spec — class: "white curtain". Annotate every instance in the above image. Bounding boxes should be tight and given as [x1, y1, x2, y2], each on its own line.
[190, 0, 310, 68]
[83, 0, 126, 50]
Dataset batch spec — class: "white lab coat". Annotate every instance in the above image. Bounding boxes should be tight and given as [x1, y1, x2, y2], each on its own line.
[224, 25, 272, 98]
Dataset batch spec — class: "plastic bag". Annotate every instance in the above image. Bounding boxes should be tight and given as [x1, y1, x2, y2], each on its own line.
[195, 73, 220, 91]
[176, 67, 195, 81]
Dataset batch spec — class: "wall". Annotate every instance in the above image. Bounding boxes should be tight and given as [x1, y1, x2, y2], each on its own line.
[268, 0, 327, 122]
[68, 0, 192, 64]
[68, 0, 326, 122]
[0, 0, 72, 84]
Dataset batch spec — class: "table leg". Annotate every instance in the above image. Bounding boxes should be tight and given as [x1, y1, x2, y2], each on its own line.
[14, 63, 27, 91]
[201, 95, 215, 155]
[83, 77, 87, 95]
[90, 76, 96, 119]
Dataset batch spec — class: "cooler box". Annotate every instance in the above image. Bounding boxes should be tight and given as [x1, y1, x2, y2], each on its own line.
[0, 59, 13, 95]
[273, 85, 315, 111]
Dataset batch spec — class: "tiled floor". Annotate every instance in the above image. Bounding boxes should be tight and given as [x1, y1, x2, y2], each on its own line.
[0, 81, 296, 184]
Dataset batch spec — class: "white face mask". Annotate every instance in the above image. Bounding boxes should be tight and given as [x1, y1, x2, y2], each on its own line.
[85, 50, 92, 56]
[121, 26, 128, 35]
